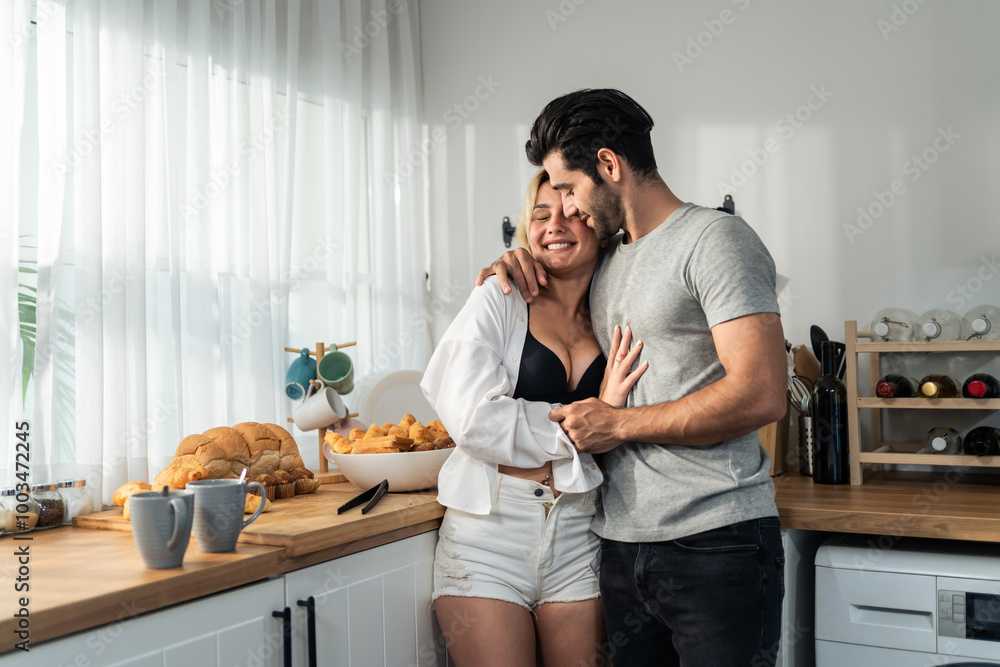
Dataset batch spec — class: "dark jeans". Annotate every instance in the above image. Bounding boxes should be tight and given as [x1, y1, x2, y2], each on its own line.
[596, 517, 785, 667]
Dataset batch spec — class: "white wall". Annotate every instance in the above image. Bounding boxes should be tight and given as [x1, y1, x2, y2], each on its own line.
[419, 0, 1000, 348]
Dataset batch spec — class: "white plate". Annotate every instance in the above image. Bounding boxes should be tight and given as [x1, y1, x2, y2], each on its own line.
[348, 370, 438, 427]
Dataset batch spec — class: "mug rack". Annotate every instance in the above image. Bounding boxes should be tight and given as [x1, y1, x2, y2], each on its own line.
[283, 341, 358, 473]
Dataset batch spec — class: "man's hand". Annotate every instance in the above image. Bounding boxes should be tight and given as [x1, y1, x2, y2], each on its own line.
[549, 398, 625, 454]
[476, 248, 548, 303]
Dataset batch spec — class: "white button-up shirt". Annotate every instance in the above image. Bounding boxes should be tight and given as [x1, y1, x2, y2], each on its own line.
[421, 277, 604, 515]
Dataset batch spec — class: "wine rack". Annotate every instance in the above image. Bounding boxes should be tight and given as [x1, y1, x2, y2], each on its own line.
[844, 320, 1000, 485]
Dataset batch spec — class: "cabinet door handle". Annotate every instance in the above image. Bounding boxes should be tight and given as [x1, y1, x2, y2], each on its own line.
[296, 596, 317, 667]
[272, 607, 292, 667]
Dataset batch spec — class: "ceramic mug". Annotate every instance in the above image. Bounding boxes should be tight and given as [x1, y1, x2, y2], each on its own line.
[293, 384, 348, 431]
[187, 479, 266, 553]
[285, 348, 317, 400]
[129, 490, 194, 569]
[317, 351, 354, 394]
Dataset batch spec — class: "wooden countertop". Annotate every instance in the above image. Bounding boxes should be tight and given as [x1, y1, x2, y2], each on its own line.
[5, 474, 1000, 653]
[0, 483, 444, 653]
[773, 471, 1000, 541]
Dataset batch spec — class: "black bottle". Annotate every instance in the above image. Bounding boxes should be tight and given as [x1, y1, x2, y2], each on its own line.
[963, 427, 1000, 456]
[874, 374, 918, 398]
[962, 373, 1000, 399]
[812, 341, 850, 484]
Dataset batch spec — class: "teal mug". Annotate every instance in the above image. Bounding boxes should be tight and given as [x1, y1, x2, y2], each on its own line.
[317, 351, 354, 395]
[285, 348, 317, 400]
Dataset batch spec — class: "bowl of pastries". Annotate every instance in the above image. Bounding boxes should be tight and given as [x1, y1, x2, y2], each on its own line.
[323, 413, 455, 492]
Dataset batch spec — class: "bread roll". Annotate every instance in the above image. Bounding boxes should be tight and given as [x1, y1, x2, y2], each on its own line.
[349, 428, 366, 441]
[399, 413, 416, 430]
[114, 481, 152, 507]
[245, 494, 272, 514]
[363, 423, 385, 439]
[427, 419, 449, 440]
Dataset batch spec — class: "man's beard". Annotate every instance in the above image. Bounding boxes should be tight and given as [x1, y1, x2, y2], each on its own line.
[587, 182, 625, 240]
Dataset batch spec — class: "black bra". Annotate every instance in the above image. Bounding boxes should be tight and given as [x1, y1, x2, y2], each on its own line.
[512, 315, 605, 405]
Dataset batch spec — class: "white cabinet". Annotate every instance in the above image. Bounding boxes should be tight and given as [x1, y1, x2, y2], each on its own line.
[14, 531, 444, 667]
[283, 531, 446, 667]
[10, 578, 286, 667]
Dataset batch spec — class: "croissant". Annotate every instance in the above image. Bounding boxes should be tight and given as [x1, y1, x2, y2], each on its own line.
[153, 462, 208, 490]
[114, 481, 152, 507]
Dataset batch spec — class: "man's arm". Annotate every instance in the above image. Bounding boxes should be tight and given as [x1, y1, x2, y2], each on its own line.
[550, 312, 788, 454]
[475, 247, 548, 303]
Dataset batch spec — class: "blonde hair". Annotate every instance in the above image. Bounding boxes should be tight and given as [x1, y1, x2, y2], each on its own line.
[514, 169, 550, 253]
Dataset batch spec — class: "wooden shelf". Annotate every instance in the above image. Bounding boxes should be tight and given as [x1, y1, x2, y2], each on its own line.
[857, 397, 1000, 409]
[854, 340, 1000, 353]
[845, 320, 1000, 485]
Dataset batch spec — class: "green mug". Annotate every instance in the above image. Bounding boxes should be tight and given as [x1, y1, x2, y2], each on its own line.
[318, 351, 354, 394]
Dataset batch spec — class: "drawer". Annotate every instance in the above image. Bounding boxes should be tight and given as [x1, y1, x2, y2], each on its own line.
[815, 565, 937, 653]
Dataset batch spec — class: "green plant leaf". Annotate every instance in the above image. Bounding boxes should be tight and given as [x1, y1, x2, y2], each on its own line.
[21, 336, 34, 405]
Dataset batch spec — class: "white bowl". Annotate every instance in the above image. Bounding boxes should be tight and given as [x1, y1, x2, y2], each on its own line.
[325, 447, 453, 492]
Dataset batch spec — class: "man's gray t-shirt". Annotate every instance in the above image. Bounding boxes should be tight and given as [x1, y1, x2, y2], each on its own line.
[589, 202, 780, 542]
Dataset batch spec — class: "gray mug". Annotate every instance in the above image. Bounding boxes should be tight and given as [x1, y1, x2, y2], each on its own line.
[187, 479, 266, 553]
[129, 490, 194, 569]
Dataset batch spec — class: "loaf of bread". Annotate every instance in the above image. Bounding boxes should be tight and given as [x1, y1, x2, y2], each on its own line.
[168, 422, 305, 479]
[114, 481, 152, 507]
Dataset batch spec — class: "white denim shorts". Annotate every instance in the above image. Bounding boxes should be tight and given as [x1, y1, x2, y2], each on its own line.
[433, 473, 601, 611]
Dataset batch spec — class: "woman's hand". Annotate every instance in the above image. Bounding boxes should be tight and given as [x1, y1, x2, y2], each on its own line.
[599, 325, 648, 408]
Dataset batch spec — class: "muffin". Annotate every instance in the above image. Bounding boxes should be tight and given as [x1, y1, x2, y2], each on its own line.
[289, 467, 320, 495]
[252, 473, 277, 501]
[272, 470, 296, 499]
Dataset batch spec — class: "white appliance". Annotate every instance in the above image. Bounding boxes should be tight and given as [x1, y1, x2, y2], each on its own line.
[816, 534, 1000, 666]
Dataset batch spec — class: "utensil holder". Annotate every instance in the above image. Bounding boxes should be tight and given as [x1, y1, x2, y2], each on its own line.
[798, 414, 815, 476]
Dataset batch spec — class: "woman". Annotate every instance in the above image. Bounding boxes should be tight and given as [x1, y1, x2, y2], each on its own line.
[421, 170, 647, 666]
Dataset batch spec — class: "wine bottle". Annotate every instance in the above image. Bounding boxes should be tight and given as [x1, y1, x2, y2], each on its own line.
[962, 373, 1000, 399]
[915, 309, 961, 342]
[874, 374, 918, 398]
[963, 426, 1000, 456]
[811, 341, 849, 484]
[868, 307, 918, 342]
[925, 426, 962, 455]
[961, 304, 1000, 341]
[918, 374, 959, 398]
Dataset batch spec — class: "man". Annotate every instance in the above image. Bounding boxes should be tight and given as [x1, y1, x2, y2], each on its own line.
[477, 89, 788, 665]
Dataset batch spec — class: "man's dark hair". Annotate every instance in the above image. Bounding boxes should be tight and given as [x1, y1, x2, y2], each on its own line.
[525, 89, 657, 184]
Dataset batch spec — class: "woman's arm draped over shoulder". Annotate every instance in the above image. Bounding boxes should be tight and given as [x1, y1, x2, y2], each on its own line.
[421, 281, 576, 467]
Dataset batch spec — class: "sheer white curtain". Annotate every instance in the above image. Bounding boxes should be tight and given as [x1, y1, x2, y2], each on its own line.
[2, 0, 427, 504]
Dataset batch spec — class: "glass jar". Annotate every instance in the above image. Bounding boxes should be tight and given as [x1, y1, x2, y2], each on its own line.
[0, 487, 40, 534]
[58, 479, 96, 525]
[30, 483, 66, 530]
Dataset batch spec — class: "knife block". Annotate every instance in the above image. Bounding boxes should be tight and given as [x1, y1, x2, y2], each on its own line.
[758, 411, 790, 476]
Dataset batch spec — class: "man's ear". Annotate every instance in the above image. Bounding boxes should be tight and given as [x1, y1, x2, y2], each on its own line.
[595, 148, 623, 184]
